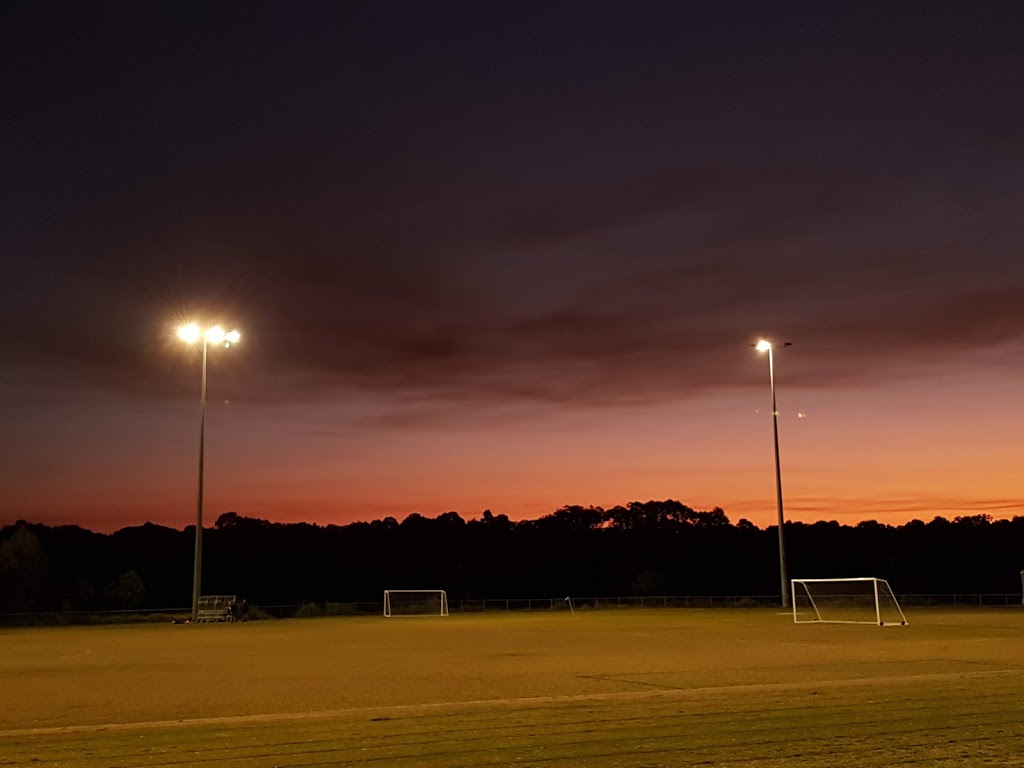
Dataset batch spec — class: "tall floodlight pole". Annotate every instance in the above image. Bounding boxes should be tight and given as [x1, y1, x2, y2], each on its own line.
[177, 323, 241, 622]
[756, 339, 792, 609]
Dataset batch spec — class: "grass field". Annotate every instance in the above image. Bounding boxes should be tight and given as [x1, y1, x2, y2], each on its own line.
[1, 608, 1023, 767]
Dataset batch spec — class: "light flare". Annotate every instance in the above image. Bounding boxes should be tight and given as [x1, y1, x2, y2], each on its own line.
[176, 323, 201, 344]
[205, 325, 225, 344]
[176, 322, 241, 347]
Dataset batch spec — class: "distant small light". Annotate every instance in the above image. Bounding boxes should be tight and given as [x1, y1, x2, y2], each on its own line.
[798, 412, 807, 419]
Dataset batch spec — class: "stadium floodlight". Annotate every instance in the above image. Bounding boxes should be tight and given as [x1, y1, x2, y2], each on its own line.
[791, 577, 908, 626]
[755, 339, 792, 609]
[177, 321, 242, 623]
[177, 323, 201, 344]
[383, 590, 449, 617]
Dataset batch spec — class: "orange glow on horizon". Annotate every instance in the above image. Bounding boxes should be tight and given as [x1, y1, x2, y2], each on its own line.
[3, 365, 1022, 534]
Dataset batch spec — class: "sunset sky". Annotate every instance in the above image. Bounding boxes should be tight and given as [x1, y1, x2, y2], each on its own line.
[2, 2, 1023, 533]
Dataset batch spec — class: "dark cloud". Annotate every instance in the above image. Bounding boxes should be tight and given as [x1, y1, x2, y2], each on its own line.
[782, 494, 1024, 520]
[3, 3, 1024, 415]
[6, 161, 1024, 410]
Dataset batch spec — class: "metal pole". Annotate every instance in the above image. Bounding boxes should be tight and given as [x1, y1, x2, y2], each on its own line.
[769, 345, 790, 609]
[190, 339, 208, 622]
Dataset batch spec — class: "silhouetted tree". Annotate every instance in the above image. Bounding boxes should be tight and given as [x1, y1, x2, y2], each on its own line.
[103, 570, 146, 610]
[3, 507, 1023, 617]
[0, 524, 50, 612]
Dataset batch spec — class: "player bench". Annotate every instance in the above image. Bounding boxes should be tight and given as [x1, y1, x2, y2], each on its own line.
[196, 594, 237, 622]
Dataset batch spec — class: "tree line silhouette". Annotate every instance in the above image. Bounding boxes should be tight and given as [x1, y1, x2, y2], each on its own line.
[1, 501, 1022, 615]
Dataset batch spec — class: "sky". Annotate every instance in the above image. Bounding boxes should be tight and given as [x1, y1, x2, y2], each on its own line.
[2, 2, 1023, 533]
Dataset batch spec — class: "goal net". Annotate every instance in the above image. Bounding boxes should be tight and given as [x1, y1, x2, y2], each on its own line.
[383, 590, 449, 617]
[791, 577, 907, 626]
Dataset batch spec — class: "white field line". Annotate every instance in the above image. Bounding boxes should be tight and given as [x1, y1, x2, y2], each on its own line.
[2, 667, 1021, 739]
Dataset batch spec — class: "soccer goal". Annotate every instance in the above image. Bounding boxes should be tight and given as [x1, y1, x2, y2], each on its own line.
[791, 577, 907, 626]
[383, 590, 449, 617]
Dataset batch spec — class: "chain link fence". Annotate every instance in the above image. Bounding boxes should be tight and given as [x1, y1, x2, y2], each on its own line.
[2, 592, 1021, 625]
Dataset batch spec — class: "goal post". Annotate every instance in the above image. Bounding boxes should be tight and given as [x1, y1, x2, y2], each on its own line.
[791, 577, 907, 626]
[383, 590, 449, 617]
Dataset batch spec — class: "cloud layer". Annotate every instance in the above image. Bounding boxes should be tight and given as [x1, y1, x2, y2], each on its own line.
[4, 3, 1024, 416]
